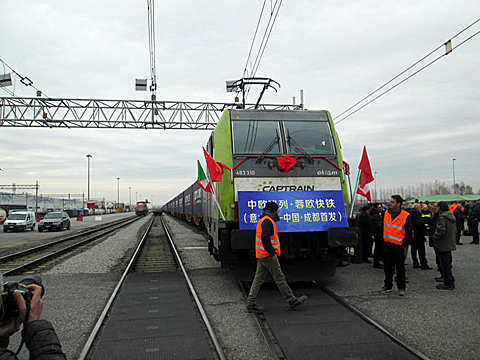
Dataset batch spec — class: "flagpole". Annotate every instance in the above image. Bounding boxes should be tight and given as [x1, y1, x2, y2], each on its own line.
[204, 168, 226, 221]
[349, 169, 361, 218]
[347, 172, 354, 210]
[211, 183, 226, 221]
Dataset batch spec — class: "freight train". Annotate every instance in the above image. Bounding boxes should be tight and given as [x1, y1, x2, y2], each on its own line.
[163, 109, 357, 281]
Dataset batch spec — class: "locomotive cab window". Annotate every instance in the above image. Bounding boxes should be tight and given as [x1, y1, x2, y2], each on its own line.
[232, 120, 281, 154]
[284, 121, 335, 155]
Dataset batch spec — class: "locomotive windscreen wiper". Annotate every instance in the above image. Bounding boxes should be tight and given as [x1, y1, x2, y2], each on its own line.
[287, 130, 314, 164]
[255, 135, 279, 163]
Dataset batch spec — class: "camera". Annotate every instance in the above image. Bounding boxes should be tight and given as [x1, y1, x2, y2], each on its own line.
[0, 275, 45, 319]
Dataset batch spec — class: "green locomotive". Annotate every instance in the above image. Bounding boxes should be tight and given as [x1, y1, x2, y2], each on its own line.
[165, 109, 357, 280]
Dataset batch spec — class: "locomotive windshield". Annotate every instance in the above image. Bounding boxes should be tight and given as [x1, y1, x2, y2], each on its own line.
[284, 121, 335, 155]
[232, 120, 281, 155]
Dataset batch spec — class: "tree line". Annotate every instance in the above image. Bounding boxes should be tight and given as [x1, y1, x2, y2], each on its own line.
[374, 181, 475, 202]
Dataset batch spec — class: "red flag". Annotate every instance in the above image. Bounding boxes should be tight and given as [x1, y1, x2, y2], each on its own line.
[356, 146, 374, 202]
[203, 147, 223, 182]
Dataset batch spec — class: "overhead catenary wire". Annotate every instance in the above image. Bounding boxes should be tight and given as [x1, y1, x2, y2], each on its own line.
[0, 58, 49, 98]
[250, 0, 283, 79]
[241, 0, 267, 80]
[242, 0, 283, 98]
[333, 17, 480, 125]
[334, 27, 480, 125]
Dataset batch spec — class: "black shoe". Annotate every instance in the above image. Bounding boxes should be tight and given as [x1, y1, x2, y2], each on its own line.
[435, 277, 445, 282]
[456, 242, 463, 245]
[469, 241, 479, 244]
[436, 284, 454, 290]
[373, 264, 384, 269]
[289, 295, 307, 309]
[379, 286, 393, 293]
[412, 263, 421, 269]
[363, 259, 372, 264]
[421, 266, 433, 270]
[246, 304, 264, 314]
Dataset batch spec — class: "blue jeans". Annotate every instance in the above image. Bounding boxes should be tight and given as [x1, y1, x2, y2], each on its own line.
[438, 251, 455, 286]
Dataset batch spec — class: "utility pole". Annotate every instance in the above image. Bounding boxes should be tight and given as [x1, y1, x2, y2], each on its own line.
[86, 154, 92, 201]
[35, 180, 39, 214]
[452, 158, 456, 194]
[116, 177, 120, 211]
[129, 187, 132, 210]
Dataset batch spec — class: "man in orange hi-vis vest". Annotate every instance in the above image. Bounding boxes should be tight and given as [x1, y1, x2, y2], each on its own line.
[246, 201, 307, 313]
[381, 195, 412, 297]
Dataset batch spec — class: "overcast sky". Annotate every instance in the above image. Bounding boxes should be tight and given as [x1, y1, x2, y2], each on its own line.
[1, 0, 479, 205]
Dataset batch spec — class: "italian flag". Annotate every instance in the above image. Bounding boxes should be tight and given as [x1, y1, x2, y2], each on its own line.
[197, 160, 213, 193]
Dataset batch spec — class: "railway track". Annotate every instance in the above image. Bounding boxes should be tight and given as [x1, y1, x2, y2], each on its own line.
[0, 215, 140, 276]
[79, 214, 226, 360]
[238, 280, 430, 360]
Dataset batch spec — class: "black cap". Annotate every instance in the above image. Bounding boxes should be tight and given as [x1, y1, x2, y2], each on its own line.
[264, 201, 279, 213]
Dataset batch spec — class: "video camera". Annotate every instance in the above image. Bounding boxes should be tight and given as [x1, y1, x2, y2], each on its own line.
[0, 275, 45, 319]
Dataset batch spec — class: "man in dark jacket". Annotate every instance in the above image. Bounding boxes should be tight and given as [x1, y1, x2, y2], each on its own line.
[359, 206, 373, 263]
[453, 206, 465, 245]
[433, 201, 457, 290]
[0, 285, 66, 359]
[370, 203, 384, 268]
[409, 203, 431, 269]
[246, 201, 307, 313]
[468, 200, 480, 244]
[428, 203, 443, 278]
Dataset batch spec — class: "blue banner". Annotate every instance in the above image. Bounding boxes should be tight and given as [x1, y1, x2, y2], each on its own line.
[238, 190, 348, 232]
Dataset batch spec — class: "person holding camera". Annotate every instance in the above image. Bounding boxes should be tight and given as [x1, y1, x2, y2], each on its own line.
[0, 284, 66, 359]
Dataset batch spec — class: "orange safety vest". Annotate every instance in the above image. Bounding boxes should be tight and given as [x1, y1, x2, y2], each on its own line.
[450, 203, 458, 212]
[384, 210, 409, 246]
[255, 215, 281, 258]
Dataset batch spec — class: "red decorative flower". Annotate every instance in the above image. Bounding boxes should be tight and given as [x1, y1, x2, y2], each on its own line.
[276, 154, 297, 173]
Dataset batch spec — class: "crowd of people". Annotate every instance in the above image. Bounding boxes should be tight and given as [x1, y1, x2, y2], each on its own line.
[357, 196, 480, 295]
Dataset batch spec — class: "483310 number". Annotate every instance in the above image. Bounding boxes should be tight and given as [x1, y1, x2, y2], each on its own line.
[235, 170, 256, 176]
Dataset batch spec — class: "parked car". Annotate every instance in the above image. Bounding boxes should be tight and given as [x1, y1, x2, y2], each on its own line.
[38, 211, 71, 232]
[3, 211, 36, 232]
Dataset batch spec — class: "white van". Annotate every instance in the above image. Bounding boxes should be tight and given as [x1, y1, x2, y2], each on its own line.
[3, 211, 36, 232]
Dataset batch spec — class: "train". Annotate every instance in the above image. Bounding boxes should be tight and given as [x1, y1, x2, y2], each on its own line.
[135, 201, 149, 216]
[163, 109, 358, 281]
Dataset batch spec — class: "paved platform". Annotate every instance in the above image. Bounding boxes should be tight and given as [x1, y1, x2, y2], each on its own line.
[90, 272, 215, 360]
[256, 284, 417, 360]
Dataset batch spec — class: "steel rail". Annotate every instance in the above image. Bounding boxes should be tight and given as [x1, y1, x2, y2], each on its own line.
[160, 216, 227, 360]
[314, 282, 431, 360]
[1, 217, 141, 276]
[78, 215, 156, 360]
[0, 216, 137, 263]
[238, 281, 286, 360]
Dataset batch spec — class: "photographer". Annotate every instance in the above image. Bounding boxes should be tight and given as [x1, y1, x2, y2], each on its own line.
[0, 285, 66, 359]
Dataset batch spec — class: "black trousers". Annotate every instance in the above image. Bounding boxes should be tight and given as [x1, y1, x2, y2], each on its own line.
[362, 235, 373, 261]
[383, 245, 406, 290]
[435, 249, 442, 276]
[469, 220, 479, 243]
[455, 229, 462, 243]
[373, 235, 384, 266]
[438, 251, 454, 286]
[411, 240, 428, 267]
